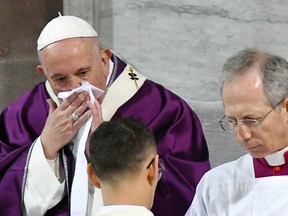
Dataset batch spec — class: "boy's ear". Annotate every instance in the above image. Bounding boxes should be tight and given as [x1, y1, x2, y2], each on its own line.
[87, 163, 101, 189]
[147, 155, 159, 186]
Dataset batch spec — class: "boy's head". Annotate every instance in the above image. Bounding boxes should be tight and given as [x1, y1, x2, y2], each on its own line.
[87, 118, 160, 209]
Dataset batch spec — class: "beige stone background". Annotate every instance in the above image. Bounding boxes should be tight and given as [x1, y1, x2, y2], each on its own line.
[0, 1, 62, 111]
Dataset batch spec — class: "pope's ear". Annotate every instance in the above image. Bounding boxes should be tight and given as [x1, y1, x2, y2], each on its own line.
[101, 48, 112, 60]
[101, 49, 112, 74]
[37, 65, 45, 75]
[87, 163, 101, 189]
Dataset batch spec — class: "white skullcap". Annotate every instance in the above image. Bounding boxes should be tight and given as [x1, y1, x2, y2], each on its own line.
[37, 14, 98, 51]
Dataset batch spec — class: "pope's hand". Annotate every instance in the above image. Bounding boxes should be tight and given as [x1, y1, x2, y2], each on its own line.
[40, 92, 92, 159]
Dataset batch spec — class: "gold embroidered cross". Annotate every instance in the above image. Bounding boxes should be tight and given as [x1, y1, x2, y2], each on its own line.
[128, 66, 139, 89]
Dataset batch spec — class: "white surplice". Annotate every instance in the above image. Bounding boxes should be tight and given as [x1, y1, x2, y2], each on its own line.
[94, 205, 154, 216]
[185, 154, 288, 216]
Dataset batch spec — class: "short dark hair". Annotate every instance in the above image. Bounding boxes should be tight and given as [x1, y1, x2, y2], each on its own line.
[89, 118, 156, 184]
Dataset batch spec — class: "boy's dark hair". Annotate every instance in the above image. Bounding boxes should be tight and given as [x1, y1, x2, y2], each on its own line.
[89, 118, 156, 184]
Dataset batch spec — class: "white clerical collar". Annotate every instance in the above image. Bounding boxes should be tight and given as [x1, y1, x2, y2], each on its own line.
[265, 146, 288, 166]
[106, 59, 114, 86]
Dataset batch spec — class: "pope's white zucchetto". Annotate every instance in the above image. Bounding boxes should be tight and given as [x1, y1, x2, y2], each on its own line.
[37, 14, 98, 51]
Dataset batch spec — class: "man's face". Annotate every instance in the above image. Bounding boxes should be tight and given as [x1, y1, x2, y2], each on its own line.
[37, 37, 111, 97]
[222, 67, 288, 158]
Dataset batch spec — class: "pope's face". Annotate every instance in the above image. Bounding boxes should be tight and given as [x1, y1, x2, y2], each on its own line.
[222, 66, 288, 158]
[37, 37, 111, 99]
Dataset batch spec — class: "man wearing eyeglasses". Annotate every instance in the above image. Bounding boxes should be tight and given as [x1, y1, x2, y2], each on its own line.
[87, 118, 164, 216]
[185, 48, 288, 216]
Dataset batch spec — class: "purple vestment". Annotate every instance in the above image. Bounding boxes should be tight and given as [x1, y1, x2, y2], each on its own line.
[253, 152, 288, 177]
[0, 54, 211, 216]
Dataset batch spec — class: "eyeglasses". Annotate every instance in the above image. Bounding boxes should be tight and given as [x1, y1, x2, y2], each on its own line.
[219, 99, 284, 132]
[146, 156, 165, 181]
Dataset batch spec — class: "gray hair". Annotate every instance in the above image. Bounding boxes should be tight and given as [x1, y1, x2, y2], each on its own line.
[220, 48, 288, 108]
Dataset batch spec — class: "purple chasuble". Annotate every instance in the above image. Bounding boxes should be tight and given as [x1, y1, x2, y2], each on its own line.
[113, 80, 211, 216]
[109, 55, 211, 216]
[0, 84, 73, 216]
[253, 152, 288, 177]
[0, 53, 211, 216]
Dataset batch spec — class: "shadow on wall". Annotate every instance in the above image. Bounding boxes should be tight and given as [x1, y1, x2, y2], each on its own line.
[185, 99, 246, 168]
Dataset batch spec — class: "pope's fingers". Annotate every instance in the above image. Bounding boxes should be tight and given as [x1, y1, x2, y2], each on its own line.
[71, 109, 93, 127]
[88, 100, 103, 132]
[88, 100, 103, 119]
[68, 92, 90, 113]
[59, 93, 79, 110]
[58, 91, 88, 109]
[46, 99, 57, 114]
[70, 99, 90, 123]
[94, 99, 102, 113]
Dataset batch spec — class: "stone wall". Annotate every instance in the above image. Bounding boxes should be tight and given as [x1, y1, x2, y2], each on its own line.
[0, 0, 62, 111]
